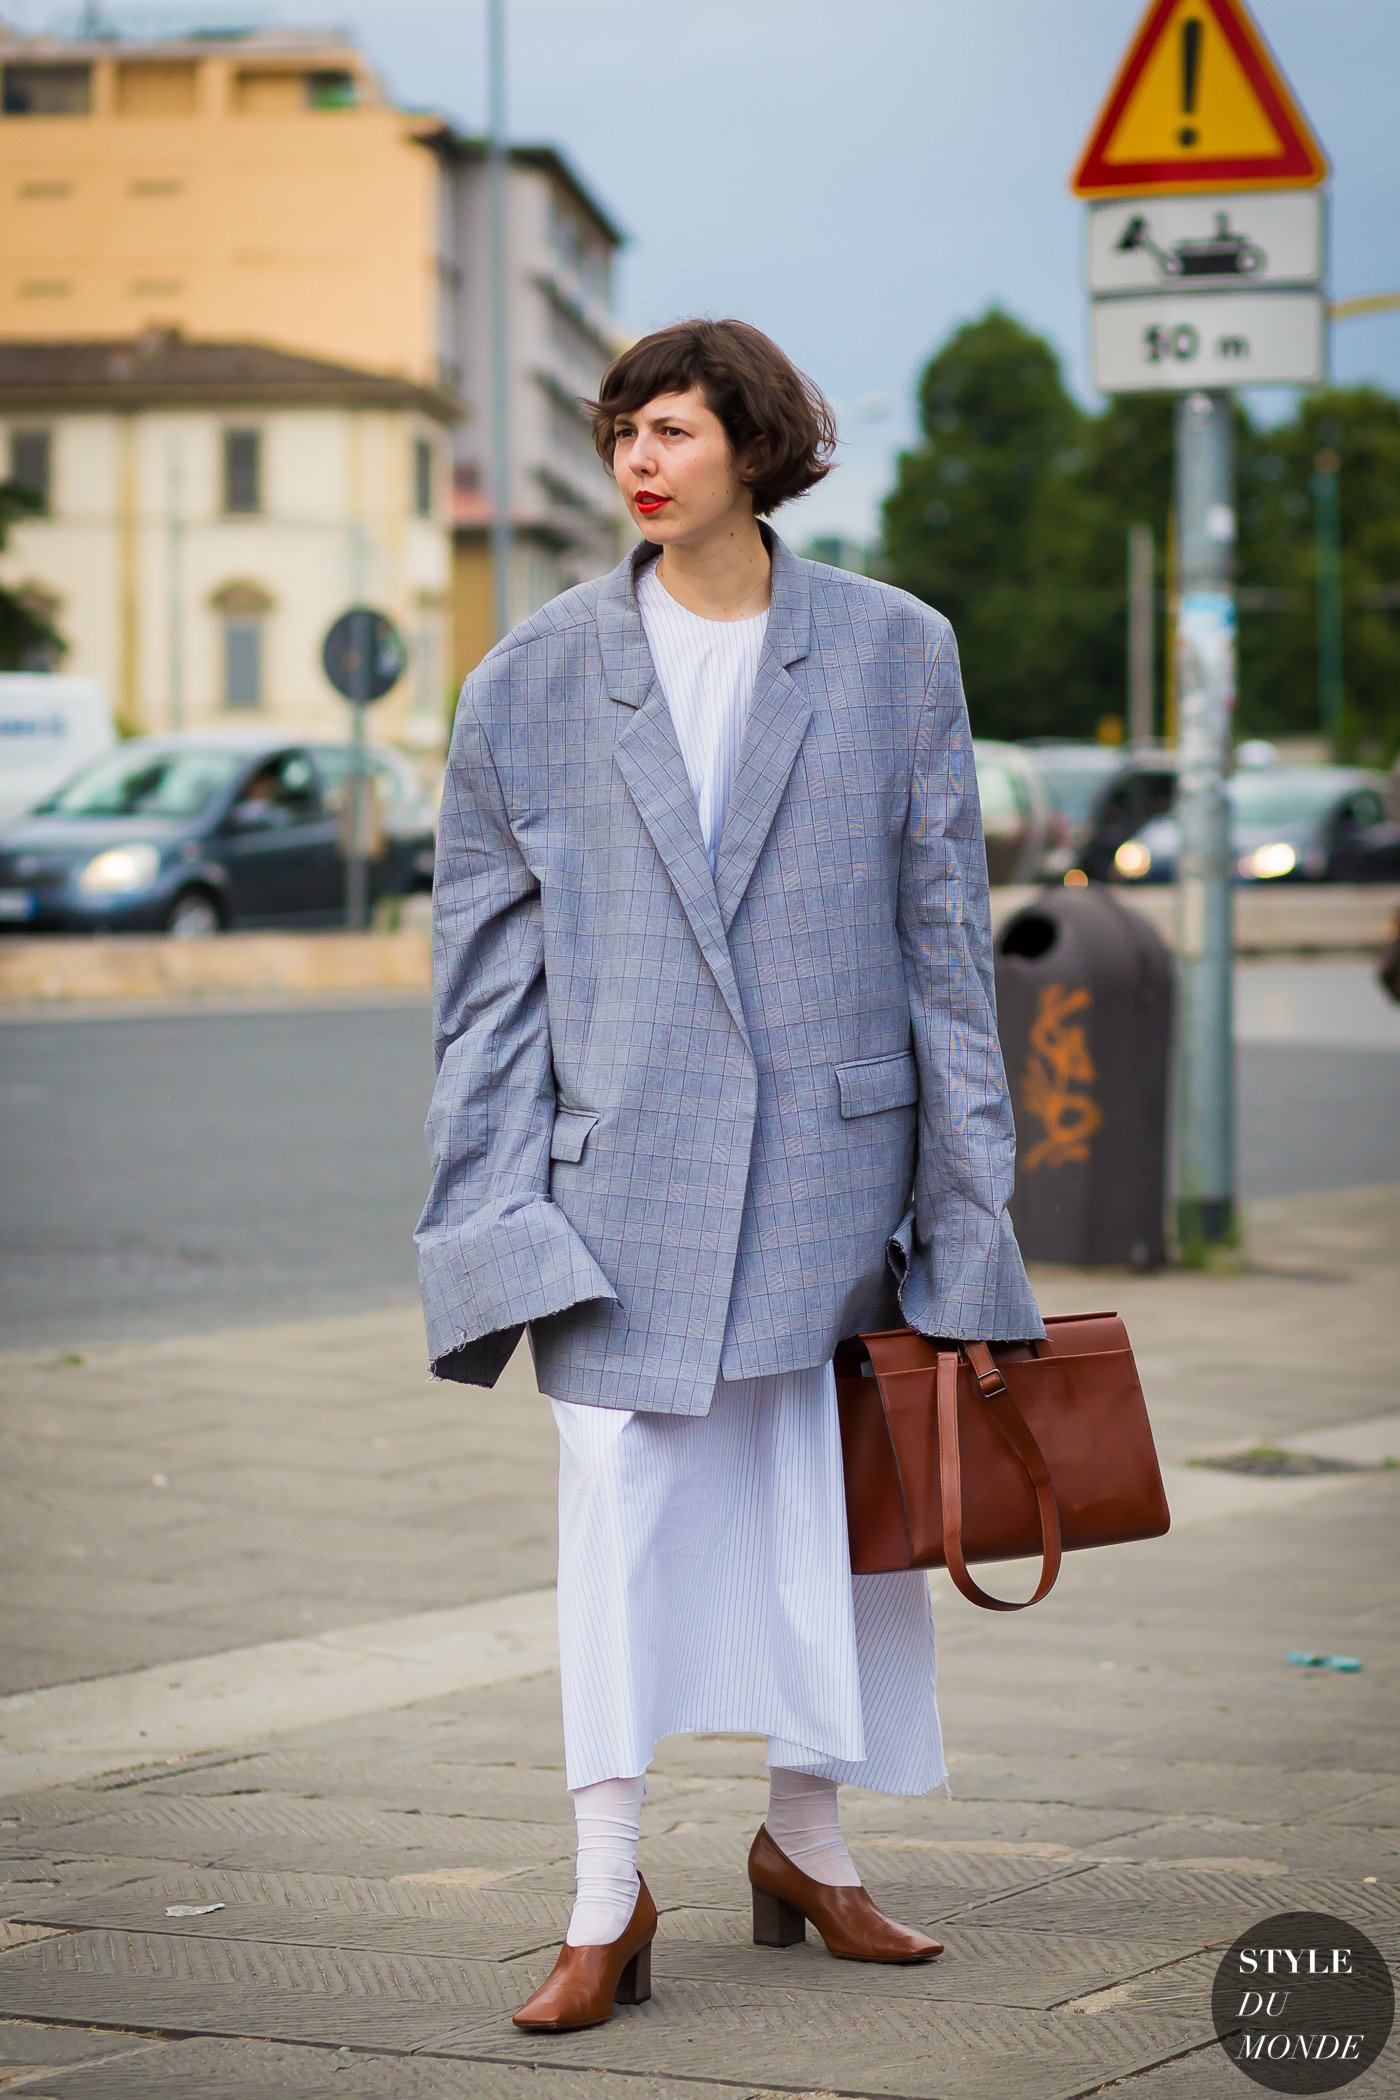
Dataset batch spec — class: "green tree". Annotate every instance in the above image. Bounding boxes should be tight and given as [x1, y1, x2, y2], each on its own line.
[881, 310, 1095, 739]
[883, 313, 1400, 761]
[1238, 387, 1400, 759]
[0, 482, 63, 669]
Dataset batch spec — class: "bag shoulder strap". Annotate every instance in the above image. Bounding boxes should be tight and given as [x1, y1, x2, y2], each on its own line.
[937, 1344, 1063, 1612]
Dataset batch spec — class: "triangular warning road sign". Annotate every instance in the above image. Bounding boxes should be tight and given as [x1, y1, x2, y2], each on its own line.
[1072, 0, 1328, 197]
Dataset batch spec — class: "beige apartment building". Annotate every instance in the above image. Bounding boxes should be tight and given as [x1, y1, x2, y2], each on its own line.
[0, 333, 457, 739]
[0, 22, 625, 711]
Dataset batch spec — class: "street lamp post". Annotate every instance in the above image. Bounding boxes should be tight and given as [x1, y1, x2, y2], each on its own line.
[1312, 444, 1344, 753]
[486, 0, 512, 644]
[165, 433, 185, 733]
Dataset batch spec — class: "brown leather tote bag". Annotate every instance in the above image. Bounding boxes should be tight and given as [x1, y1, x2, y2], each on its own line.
[834, 1315, 1170, 1611]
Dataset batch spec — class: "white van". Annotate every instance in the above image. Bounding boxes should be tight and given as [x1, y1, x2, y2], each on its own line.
[0, 675, 116, 823]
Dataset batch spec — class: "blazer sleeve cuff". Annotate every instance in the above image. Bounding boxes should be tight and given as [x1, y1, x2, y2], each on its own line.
[886, 1205, 1046, 1343]
[417, 1197, 620, 1385]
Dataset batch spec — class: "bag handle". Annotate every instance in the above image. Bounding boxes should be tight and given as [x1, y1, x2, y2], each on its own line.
[936, 1343, 1063, 1611]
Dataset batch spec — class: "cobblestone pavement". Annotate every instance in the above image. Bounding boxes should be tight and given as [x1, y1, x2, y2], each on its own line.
[1, 1185, 1396, 2097]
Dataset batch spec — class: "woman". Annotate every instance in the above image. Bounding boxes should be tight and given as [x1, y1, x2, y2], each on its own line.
[416, 319, 1043, 2031]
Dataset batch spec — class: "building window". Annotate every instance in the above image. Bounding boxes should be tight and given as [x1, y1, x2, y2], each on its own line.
[114, 61, 197, 116]
[2, 64, 92, 115]
[223, 619, 264, 708]
[413, 436, 434, 519]
[9, 429, 51, 512]
[307, 70, 357, 108]
[223, 429, 261, 514]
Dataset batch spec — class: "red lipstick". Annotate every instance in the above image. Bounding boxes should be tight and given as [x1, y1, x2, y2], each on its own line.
[634, 492, 671, 515]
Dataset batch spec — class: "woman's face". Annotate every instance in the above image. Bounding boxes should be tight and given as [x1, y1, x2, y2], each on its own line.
[611, 388, 754, 547]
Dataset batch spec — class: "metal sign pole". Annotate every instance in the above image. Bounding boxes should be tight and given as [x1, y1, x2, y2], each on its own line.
[1171, 389, 1237, 1253]
[346, 609, 370, 933]
[486, 0, 513, 644]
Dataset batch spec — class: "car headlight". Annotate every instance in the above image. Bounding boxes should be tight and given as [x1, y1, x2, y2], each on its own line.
[1239, 841, 1297, 881]
[77, 843, 161, 894]
[1113, 839, 1152, 880]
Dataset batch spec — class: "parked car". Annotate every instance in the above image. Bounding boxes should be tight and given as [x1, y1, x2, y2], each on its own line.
[0, 731, 436, 935]
[1072, 752, 1179, 882]
[1020, 741, 1127, 880]
[972, 739, 1052, 885]
[0, 674, 115, 824]
[1108, 766, 1400, 886]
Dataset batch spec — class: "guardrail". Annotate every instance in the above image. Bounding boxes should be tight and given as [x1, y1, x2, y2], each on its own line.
[0, 885, 1394, 1008]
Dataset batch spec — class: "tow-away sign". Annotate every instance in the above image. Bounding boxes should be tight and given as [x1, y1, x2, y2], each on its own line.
[1073, 0, 1328, 395]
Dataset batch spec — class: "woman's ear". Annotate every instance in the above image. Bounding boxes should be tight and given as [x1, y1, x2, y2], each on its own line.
[734, 439, 767, 502]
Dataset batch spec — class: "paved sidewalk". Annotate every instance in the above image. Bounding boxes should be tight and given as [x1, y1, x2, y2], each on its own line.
[1, 1186, 1397, 2097]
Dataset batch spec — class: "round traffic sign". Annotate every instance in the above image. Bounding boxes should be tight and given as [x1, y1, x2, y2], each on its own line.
[321, 607, 407, 704]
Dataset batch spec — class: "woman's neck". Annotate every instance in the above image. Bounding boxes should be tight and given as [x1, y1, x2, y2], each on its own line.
[656, 516, 771, 622]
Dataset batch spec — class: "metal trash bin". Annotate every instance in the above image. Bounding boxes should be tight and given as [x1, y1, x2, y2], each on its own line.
[994, 886, 1173, 1268]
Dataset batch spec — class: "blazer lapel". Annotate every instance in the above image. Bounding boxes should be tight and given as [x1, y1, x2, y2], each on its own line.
[599, 547, 751, 1043]
[713, 532, 814, 930]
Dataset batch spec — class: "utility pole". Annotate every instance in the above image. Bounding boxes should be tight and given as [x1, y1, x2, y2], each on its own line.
[1171, 391, 1238, 1253]
[486, 0, 513, 644]
[1126, 522, 1154, 746]
[1312, 444, 1344, 753]
[346, 522, 370, 934]
[166, 433, 185, 733]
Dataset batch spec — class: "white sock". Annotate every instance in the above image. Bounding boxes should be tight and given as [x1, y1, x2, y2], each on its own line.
[566, 1774, 644, 1946]
[765, 1767, 860, 1887]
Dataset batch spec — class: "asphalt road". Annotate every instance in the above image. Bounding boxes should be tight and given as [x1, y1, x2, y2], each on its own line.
[2, 961, 1396, 1354]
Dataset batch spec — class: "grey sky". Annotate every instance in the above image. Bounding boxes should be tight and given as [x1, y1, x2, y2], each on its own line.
[45, 0, 1400, 539]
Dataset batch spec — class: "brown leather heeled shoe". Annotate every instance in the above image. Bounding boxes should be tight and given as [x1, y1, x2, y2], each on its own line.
[512, 1875, 658, 2032]
[748, 1825, 943, 1964]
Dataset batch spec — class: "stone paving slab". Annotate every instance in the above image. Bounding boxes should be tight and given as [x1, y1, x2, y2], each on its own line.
[0, 1928, 503, 2055]
[1077, 1813, 1398, 1877]
[0, 2016, 162, 2086]
[429, 1989, 1217, 2100]
[0, 1857, 189, 1925]
[15, 1865, 576, 1963]
[652, 1919, 1204, 2013]
[937, 1754, 1395, 1821]
[29, 1797, 571, 1878]
[0, 2030, 761, 2100]
[962, 1860, 1400, 1940]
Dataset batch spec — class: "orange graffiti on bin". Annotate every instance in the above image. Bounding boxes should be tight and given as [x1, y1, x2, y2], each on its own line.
[1020, 983, 1104, 1171]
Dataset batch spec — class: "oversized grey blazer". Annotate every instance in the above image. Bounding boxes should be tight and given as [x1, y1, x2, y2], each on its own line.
[416, 529, 1045, 1415]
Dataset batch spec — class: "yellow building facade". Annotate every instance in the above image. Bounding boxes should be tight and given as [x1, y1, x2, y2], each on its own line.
[0, 28, 443, 383]
[0, 26, 628, 690]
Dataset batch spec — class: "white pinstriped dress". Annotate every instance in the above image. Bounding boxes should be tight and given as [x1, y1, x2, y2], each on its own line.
[549, 559, 945, 1797]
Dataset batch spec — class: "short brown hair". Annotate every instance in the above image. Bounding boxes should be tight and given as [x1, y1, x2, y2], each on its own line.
[589, 318, 836, 516]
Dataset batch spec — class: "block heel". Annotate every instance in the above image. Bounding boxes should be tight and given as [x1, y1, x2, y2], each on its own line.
[614, 1935, 652, 2004]
[747, 1826, 943, 1965]
[752, 1882, 806, 1947]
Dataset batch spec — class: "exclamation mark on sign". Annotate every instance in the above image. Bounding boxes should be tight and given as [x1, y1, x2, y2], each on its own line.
[1178, 16, 1202, 147]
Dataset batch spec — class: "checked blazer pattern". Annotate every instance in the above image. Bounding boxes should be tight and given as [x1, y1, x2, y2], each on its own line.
[416, 530, 1044, 1416]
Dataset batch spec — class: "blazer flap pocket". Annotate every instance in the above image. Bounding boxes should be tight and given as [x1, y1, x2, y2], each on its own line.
[835, 1050, 919, 1119]
[550, 1109, 599, 1164]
